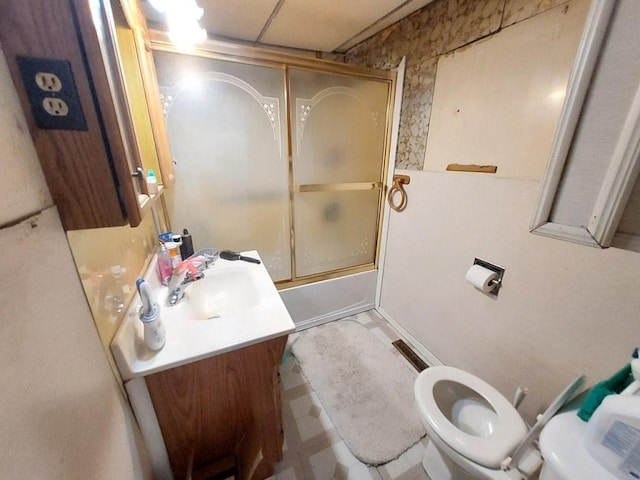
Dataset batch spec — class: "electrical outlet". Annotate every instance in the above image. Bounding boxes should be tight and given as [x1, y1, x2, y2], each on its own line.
[42, 97, 69, 116]
[16, 56, 87, 130]
[35, 72, 63, 92]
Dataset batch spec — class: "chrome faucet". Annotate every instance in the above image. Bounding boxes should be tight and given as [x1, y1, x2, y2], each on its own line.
[166, 248, 219, 306]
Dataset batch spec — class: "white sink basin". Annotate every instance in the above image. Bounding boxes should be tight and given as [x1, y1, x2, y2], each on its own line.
[187, 266, 261, 319]
[110, 250, 295, 380]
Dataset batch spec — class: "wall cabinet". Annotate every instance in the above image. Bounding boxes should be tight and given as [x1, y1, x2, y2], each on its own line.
[0, 0, 173, 230]
[145, 336, 288, 480]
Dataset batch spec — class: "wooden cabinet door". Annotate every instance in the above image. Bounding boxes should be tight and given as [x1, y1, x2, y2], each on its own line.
[145, 336, 287, 480]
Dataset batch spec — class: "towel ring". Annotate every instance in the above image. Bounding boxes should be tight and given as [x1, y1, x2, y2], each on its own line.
[387, 174, 411, 212]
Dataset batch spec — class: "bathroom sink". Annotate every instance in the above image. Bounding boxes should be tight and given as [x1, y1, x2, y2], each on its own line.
[187, 266, 261, 319]
[110, 250, 295, 380]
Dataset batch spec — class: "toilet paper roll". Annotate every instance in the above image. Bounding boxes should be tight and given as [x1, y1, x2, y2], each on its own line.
[465, 264, 498, 292]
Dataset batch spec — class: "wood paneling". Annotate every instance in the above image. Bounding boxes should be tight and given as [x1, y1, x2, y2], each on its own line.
[0, 0, 127, 230]
[145, 336, 287, 480]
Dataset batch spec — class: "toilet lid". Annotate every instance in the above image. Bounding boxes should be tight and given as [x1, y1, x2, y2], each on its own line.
[415, 367, 528, 468]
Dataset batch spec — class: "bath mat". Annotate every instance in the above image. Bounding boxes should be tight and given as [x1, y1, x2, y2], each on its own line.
[291, 319, 425, 466]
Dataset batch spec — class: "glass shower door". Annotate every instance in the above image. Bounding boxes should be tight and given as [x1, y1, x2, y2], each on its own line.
[154, 51, 291, 281]
[289, 68, 390, 278]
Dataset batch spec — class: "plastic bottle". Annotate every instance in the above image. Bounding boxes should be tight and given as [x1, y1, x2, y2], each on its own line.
[180, 228, 194, 259]
[165, 241, 182, 268]
[137, 279, 165, 351]
[146, 169, 159, 195]
[157, 243, 173, 286]
[632, 347, 640, 381]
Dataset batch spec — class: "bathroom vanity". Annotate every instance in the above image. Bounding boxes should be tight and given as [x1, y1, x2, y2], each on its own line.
[111, 252, 296, 479]
[145, 336, 287, 479]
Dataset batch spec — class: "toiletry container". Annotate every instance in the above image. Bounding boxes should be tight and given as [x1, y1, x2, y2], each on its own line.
[146, 169, 159, 195]
[631, 348, 640, 381]
[584, 391, 640, 479]
[180, 228, 194, 259]
[142, 307, 165, 351]
[137, 279, 165, 351]
[157, 244, 173, 286]
[165, 241, 182, 268]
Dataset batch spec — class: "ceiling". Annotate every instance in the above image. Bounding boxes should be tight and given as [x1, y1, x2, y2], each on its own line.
[143, 0, 434, 53]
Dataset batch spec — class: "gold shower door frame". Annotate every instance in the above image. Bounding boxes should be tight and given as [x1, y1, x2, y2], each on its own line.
[150, 33, 396, 289]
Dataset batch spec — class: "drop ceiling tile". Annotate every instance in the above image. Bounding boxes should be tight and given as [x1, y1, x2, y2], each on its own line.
[261, 0, 407, 52]
[200, 0, 281, 41]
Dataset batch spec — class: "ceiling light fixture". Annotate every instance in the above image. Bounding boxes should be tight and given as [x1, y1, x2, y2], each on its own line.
[148, 0, 207, 48]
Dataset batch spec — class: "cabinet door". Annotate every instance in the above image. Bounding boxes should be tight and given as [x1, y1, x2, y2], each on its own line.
[0, 0, 128, 229]
[80, 0, 173, 224]
[145, 336, 287, 480]
[0, 0, 170, 229]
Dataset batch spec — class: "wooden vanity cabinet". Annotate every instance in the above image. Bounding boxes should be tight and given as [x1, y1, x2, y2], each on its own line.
[0, 0, 173, 230]
[145, 336, 288, 480]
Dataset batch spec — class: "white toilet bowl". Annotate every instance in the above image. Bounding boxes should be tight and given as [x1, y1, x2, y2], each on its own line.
[415, 366, 540, 480]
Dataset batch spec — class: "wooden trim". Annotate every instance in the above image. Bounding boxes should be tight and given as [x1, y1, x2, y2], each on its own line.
[74, 0, 143, 227]
[587, 83, 640, 246]
[530, 222, 602, 248]
[530, 0, 616, 234]
[131, 26, 176, 186]
[446, 164, 497, 173]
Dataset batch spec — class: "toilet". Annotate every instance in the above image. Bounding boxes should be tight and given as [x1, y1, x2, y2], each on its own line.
[414, 366, 587, 480]
[539, 380, 640, 480]
[415, 366, 540, 479]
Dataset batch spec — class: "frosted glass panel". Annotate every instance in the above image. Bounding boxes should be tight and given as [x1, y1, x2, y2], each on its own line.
[294, 190, 380, 277]
[289, 68, 389, 184]
[154, 52, 291, 281]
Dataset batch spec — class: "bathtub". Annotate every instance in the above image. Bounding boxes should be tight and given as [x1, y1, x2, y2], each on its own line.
[278, 270, 377, 330]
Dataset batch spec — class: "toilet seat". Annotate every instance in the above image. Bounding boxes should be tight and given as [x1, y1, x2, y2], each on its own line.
[415, 366, 528, 469]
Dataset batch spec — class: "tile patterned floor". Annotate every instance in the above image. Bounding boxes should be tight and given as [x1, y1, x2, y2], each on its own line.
[268, 310, 431, 480]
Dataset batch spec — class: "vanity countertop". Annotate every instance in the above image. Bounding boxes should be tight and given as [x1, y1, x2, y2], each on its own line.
[111, 251, 295, 380]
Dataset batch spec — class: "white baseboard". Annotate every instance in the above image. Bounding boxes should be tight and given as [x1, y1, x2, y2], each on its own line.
[374, 306, 444, 367]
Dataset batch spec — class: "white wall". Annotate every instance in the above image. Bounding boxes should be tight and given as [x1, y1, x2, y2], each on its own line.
[0, 44, 152, 478]
[380, 171, 640, 422]
[378, 2, 640, 423]
[0, 45, 51, 225]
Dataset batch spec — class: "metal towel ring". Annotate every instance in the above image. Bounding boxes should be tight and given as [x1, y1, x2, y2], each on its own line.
[387, 174, 411, 212]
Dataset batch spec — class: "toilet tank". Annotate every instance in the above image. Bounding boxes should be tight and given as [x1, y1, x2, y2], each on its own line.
[540, 381, 640, 480]
[584, 389, 640, 480]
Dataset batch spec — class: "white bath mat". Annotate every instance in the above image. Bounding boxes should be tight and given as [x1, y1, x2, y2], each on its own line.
[291, 319, 425, 466]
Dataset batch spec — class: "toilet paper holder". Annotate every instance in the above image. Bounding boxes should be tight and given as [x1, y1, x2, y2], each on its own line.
[472, 258, 505, 296]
